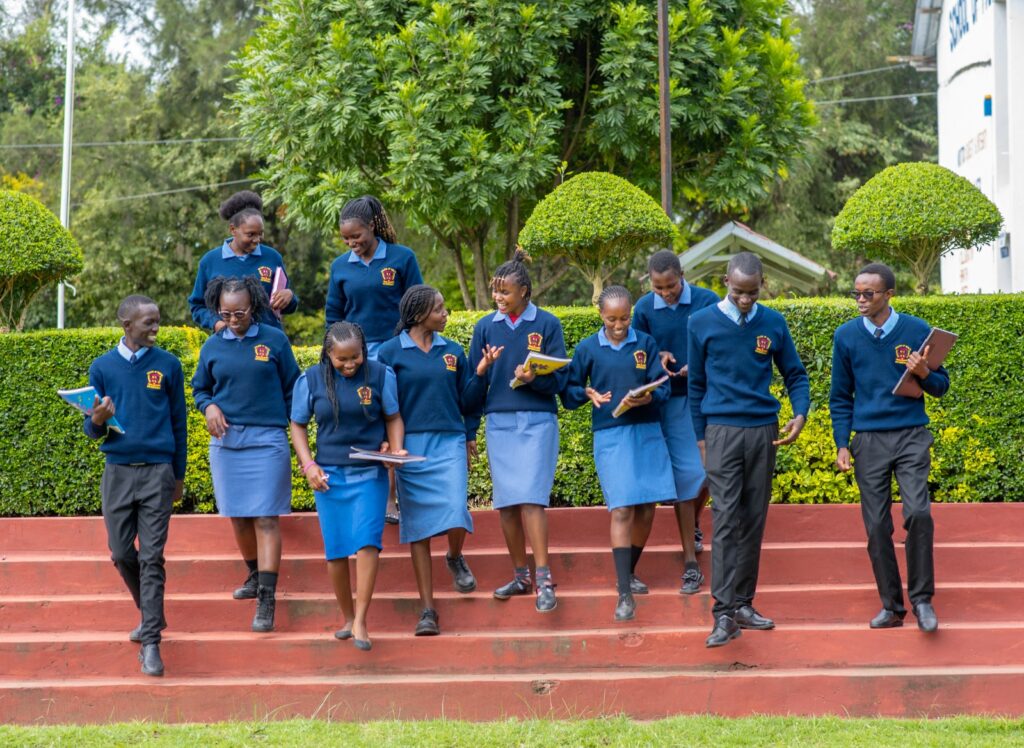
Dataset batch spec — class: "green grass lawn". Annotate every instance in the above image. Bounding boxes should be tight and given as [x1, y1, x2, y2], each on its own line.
[2, 716, 1024, 747]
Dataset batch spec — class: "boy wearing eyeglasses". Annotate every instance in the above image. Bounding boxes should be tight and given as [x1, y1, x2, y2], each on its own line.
[829, 262, 949, 634]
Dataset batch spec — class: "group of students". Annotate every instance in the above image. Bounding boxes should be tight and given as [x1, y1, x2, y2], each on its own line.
[81, 190, 950, 678]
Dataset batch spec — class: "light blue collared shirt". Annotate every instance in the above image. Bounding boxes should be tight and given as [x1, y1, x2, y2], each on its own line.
[493, 301, 538, 331]
[223, 323, 261, 340]
[117, 338, 149, 362]
[597, 327, 637, 352]
[399, 330, 445, 350]
[220, 239, 263, 260]
[347, 239, 388, 266]
[652, 279, 692, 311]
[863, 309, 900, 339]
[718, 297, 759, 325]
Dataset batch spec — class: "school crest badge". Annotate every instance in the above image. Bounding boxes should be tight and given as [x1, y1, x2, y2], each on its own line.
[443, 353, 458, 372]
[634, 350, 647, 369]
[258, 266, 273, 283]
[527, 332, 543, 352]
[254, 344, 270, 362]
[146, 370, 163, 390]
[894, 344, 912, 365]
[357, 386, 373, 405]
[381, 267, 396, 287]
[755, 336, 772, 355]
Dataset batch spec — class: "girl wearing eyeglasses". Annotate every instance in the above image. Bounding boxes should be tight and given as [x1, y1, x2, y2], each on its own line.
[192, 275, 301, 633]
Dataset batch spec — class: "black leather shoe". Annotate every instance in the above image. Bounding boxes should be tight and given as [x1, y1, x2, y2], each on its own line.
[252, 585, 276, 632]
[914, 602, 939, 633]
[414, 608, 440, 636]
[869, 608, 904, 629]
[535, 582, 557, 613]
[494, 576, 532, 600]
[128, 623, 143, 643]
[694, 526, 704, 554]
[705, 615, 741, 648]
[446, 554, 477, 593]
[679, 566, 704, 595]
[734, 605, 775, 630]
[613, 592, 636, 621]
[629, 575, 649, 595]
[233, 569, 258, 600]
[139, 643, 164, 677]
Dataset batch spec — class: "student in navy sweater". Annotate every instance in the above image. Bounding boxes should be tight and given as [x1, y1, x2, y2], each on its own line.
[290, 322, 406, 651]
[633, 249, 719, 595]
[468, 250, 567, 613]
[192, 276, 301, 633]
[830, 262, 949, 633]
[188, 190, 298, 331]
[378, 286, 487, 636]
[688, 252, 810, 648]
[563, 286, 675, 622]
[84, 295, 187, 677]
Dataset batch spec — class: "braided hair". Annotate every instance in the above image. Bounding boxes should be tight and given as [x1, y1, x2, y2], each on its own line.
[320, 321, 375, 425]
[339, 195, 397, 243]
[203, 275, 271, 322]
[597, 284, 632, 311]
[218, 190, 263, 227]
[491, 248, 532, 299]
[395, 284, 440, 335]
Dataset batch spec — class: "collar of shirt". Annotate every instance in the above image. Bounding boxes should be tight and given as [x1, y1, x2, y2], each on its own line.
[117, 338, 149, 362]
[718, 297, 759, 325]
[597, 326, 637, 351]
[652, 279, 692, 310]
[399, 330, 445, 349]
[493, 301, 538, 327]
[220, 239, 263, 260]
[223, 323, 261, 340]
[863, 308, 900, 338]
[347, 239, 388, 265]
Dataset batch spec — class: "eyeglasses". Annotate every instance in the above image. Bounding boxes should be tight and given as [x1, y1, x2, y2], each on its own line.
[218, 308, 252, 321]
[848, 290, 886, 300]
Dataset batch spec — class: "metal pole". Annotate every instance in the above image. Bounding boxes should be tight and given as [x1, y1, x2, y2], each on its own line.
[57, 0, 76, 329]
[656, 0, 672, 221]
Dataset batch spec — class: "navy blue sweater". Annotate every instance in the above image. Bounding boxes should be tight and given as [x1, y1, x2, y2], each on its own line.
[191, 325, 301, 428]
[562, 329, 670, 432]
[188, 242, 298, 330]
[377, 333, 486, 439]
[467, 305, 568, 432]
[84, 347, 188, 479]
[687, 305, 810, 440]
[324, 242, 424, 343]
[632, 285, 719, 397]
[304, 361, 389, 467]
[829, 314, 950, 448]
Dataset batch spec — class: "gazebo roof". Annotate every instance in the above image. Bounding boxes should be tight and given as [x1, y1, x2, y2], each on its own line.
[677, 221, 832, 293]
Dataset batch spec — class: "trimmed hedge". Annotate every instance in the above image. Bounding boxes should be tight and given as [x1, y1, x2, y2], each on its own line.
[1, 295, 1021, 515]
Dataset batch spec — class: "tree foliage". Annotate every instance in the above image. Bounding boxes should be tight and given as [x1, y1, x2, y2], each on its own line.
[832, 163, 1002, 294]
[519, 171, 675, 300]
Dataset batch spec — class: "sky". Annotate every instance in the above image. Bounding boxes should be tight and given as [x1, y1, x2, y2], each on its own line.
[2, 0, 148, 66]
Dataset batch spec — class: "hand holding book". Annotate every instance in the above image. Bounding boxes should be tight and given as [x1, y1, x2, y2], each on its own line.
[611, 375, 669, 418]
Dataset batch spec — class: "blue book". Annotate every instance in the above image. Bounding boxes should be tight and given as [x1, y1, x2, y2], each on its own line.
[58, 386, 125, 434]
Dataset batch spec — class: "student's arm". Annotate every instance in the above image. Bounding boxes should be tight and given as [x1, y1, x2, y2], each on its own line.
[405, 251, 424, 288]
[324, 260, 346, 326]
[277, 340, 302, 415]
[465, 323, 490, 440]
[169, 359, 189, 487]
[773, 324, 810, 446]
[191, 350, 228, 437]
[645, 337, 671, 407]
[290, 373, 328, 491]
[188, 260, 219, 331]
[83, 364, 112, 440]
[560, 345, 592, 410]
[456, 348, 485, 439]
[828, 333, 855, 469]
[381, 367, 406, 455]
[686, 326, 709, 442]
[278, 258, 299, 315]
[907, 344, 950, 398]
[525, 320, 569, 396]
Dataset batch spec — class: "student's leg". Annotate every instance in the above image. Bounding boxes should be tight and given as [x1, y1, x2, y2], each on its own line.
[134, 464, 174, 645]
[892, 427, 935, 610]
[521, 504, 550, 568]
[411, 537, 434, 610]
[386, 471, 399, 523]
[254, 516, 282, 573]
[327, 557, 354, 635]
[733, 424, 778, 613]
[353, 546, 380, 643]
[852, 432, 905, 617]
[229, 517, 258, 562]
[705, 425, 745, 620]
[100, 464, 142, 608]
[610, 506, 635, 594]
[673, 499, 698, 565]
[446, 527, 468, 558]
[499, 505, 528, 567]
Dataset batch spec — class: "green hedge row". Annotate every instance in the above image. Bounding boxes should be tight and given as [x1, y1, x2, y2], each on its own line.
[1, 296, 1019, 516]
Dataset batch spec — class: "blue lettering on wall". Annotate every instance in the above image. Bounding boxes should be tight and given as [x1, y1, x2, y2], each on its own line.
[950, 0, 993, 52]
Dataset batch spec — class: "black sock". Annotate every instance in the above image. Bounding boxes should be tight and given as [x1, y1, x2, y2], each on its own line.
[613, 547, 631, 595]
[685, 560, 700, 572]
[244, 558, 258, 573]
[257, 571, 278, 593]
[630, 544, 644, 574]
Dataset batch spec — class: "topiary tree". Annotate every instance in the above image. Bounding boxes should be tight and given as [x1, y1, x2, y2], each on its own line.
[0, 190, 84, 331]
[519, 172, 677, 301]
[832, 163, 1003, 294]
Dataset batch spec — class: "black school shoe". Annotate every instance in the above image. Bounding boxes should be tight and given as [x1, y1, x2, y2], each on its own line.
[914, 602, 939, 633]
[679, 566, 704, 595]
[614, 592, 636, 621]
[535, 582, 557, 613]
[494, 577, 532, 600]
[705, 615, 741, 648]
[446, 554, 477, 593]
[695, 526, 704, 554]
[415, 608, 440, 636]
[869, 608, 905, 629]
[629, 575, 649, 595]
[734, 605, 775, 630]
[139, 643, 164, 677]
[233, 569, 258, 600]
[129, 623, 143, 643]
[252, 586, 276, 632]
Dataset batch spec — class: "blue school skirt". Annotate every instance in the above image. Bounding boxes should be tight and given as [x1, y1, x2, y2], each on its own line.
[485, 411, 558, 509]
[660, 395, 706, 502]
[314, 465, 388, 559]
[209, 426, 292, 517]
[396, 431, 473, 544]
[593, 422, 676, 510]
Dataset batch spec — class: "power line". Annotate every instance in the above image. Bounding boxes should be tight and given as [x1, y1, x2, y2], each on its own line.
[815, 91, 937, 106]
[72, 178, 256, 207]
[807, 63, 914, 85]
[0, 136, 244, 151]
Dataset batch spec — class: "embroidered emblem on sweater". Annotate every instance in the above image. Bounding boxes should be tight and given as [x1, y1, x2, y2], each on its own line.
[357, 386, 373, 405]
[254, 344, 270, 362]
[443, 353, 458, 372]
[146, 370, 163, 390]
[258, 266, 272, 283]
[634, 350, 647, 369]
[755, 336, 772, 355]
[381, 267, 396, 286]
[527, 332, 543, 352]
[894, 344, 912, 365]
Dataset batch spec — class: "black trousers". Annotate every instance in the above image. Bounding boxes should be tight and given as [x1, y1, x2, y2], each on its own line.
[850, 426, 935, 616]
[101, 463, 175, 644]
[705, 423, 778, 619]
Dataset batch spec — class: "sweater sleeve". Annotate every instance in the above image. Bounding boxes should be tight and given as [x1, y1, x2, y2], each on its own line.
[775, 324, 811, 418]
[278, 341, 302, 414]
[465, 322, 488, 438]
[560, 343, 591, 410]
[645, 336, 670, 407]
[457, 348, 485, 439]
[324, 260, 346, 326]
[83, 363, 109, 440]
[282, 261, 299, 315]
[687, 325, 709, 441]
[527, 318, 569, 397]
[191, 348, 216, 414]
[828, 332, 855, 449]
[632, 303, 651, 335]
[405, 251, 424, 288]
[169, 359, 189, 479]
[189, 260, 218, 330]
[920, 365, 950, 398]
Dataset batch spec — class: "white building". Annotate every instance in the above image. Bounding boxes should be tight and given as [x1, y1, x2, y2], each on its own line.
[912, 0, 1024, 293]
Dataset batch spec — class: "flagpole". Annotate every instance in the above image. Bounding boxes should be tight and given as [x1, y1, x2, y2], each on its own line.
[57, 0, 76, 329]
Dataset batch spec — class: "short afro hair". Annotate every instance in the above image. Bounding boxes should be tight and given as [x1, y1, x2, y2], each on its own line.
[647, 249, 682, 276]
[857, 262, 896, 291]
